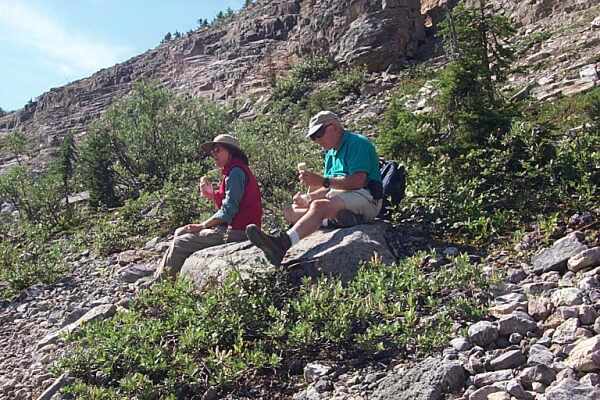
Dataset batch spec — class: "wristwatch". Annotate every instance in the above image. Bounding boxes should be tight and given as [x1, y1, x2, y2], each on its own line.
[322, 177, 331, 188]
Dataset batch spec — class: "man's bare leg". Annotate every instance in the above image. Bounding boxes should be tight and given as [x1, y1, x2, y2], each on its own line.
[292, 197, 345, 240]
[283, 206, 308, 225]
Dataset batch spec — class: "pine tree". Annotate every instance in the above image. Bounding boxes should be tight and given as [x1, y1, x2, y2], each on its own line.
[57, 132, 78, 214]
[79, 130, 118, 208]
[161, 32, 172, 44]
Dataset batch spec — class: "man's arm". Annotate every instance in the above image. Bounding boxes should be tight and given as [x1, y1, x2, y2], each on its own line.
[300, 170, 367, 191]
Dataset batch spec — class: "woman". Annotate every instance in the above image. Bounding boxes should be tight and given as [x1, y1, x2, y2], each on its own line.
[154, 134, 262, 280]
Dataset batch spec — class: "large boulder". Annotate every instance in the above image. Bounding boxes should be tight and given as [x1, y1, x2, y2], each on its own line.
[180, 222, 396, 290]
[371, 357, 465, 400]
[531, 232, 587, 274]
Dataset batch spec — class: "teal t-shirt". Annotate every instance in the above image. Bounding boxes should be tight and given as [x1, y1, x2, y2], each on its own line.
[323, 131, 382, 183]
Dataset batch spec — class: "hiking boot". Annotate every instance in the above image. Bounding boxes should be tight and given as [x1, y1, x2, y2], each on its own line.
[331, 209, 364, 228]
[245, 224, 291, 267]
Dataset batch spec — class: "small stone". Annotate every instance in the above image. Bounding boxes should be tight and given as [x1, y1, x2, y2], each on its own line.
[490, 350, 526, 370]
[594, 317, 600, 334]
[553, 318, 580, 344]
[520, 365, 556, 386]
[472, 370, 513, 387]
[579, 276, 600, 291]
[569, 247, 600, 272]
[468, 321, 499, 347]
[528, 344, 554, 366]
[531, 381, 546, 393]
[450, 337, 472, 352]
[566, 336, 600, 372]
[314, 379, 333, 393]
[304, 363, 332, 383]
[580, 373, 600, 386]
[551, 288, 584, 307]
[469, 385, 503, 400]
[497, 312, 538, 336]
[529, 297, 553, 321]
[507, 380, 534, 400]
[532, 232, 587, 274]
[545, 377, 600, 399]
[580, 305, 598, 326]
[510, 333, 523, 344]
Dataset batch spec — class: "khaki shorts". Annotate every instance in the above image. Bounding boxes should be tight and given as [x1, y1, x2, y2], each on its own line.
[326, 188, 382, 221]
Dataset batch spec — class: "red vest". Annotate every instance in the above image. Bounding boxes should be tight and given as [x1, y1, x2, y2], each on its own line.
[213, 159, 262, 230]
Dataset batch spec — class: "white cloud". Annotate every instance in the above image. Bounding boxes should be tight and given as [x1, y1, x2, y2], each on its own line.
[0, 2, 131, 76]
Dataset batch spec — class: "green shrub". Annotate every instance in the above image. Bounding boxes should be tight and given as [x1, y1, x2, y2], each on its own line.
[0, 223, 67, 298]
[78, 81, 230, 206]
[333, 65, 367, 96]
[58, 253, 489, 397]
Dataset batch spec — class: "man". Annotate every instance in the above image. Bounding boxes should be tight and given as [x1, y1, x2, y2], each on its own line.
[246, 111, 382, 267]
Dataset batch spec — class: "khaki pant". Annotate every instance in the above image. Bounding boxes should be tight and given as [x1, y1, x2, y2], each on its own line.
[326, 188, 382, 221]
[155, 225, 246, 280]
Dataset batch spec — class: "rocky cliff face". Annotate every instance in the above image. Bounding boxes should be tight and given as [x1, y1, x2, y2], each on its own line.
[0, 0, 425, 167]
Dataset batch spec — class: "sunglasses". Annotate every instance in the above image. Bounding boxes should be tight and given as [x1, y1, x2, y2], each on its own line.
[310, 124, 328, 141]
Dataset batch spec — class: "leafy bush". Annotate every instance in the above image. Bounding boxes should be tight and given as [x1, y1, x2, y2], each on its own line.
[79, 81, 231, 206]
[58, 253, 489, 397]
[0, 223, 67, 298]
[333, 65, 367, 96]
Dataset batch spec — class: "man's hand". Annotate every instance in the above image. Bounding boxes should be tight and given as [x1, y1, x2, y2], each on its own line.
[292, 192, 310, 208]
[299, 170, 325, 188]
[184, 223, 204, 234]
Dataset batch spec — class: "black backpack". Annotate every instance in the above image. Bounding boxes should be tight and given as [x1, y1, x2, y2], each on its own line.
[378, 159, 406, 218]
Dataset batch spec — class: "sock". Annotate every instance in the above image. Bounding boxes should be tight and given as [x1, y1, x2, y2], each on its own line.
[286, 228, 300, 246]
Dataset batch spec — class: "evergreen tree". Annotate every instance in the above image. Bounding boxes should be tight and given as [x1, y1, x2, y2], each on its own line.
[56, 132, 78, 214]
[438, 0, 515, 147]
[0, 106, 5, 116]
[79, 130, 118, 208]
[161, 32, 172, 44]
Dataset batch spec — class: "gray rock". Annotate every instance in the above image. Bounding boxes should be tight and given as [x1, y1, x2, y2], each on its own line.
[313, 379, 333, 393]
[566, 335, 600, 372]
[490, 350, 527, 370]
[595, 317, 600, 334]
[468, 321, 499, 347]
[579, 305, 597, 326]
[529, 297, 554, 321]
[498, 312, 538, 336]
[551, 288, 584, 307]
[506, 380, 534, 400]
[528, 344, 554, 366]
[469, 385, 503, 400]
[37, 373, 70, 400]
[472, 370, 513, 387]
[532, 232, 587, 274]
[545, 378, 600, 400]
[580, 373, 600, 386]
[520, 365, 556, 386]
[37, 304, 116, 348]
[568, 247, 600, 272]
[304, 363, 332, 383]
[450, 337, 472, 352]
[181, 223, 396, 290]
[510, 333, 524, 344]
[579, 276, 600, 291]
[553, 318, 580, 344]
[371, 358, 464, 400]
[118, 263, 155, 283]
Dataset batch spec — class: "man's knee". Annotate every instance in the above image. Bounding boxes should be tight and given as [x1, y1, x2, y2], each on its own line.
[309, 198, 344, 218]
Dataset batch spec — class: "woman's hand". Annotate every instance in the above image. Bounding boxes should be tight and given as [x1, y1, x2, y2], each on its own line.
[184, 223, 204, 234]
[199, 176, 214, 200]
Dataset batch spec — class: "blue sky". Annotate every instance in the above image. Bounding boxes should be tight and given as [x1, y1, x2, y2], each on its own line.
[0, 0, 245, 112]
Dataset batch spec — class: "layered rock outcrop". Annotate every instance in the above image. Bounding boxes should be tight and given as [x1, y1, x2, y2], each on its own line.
[0, 0, 425, 170]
